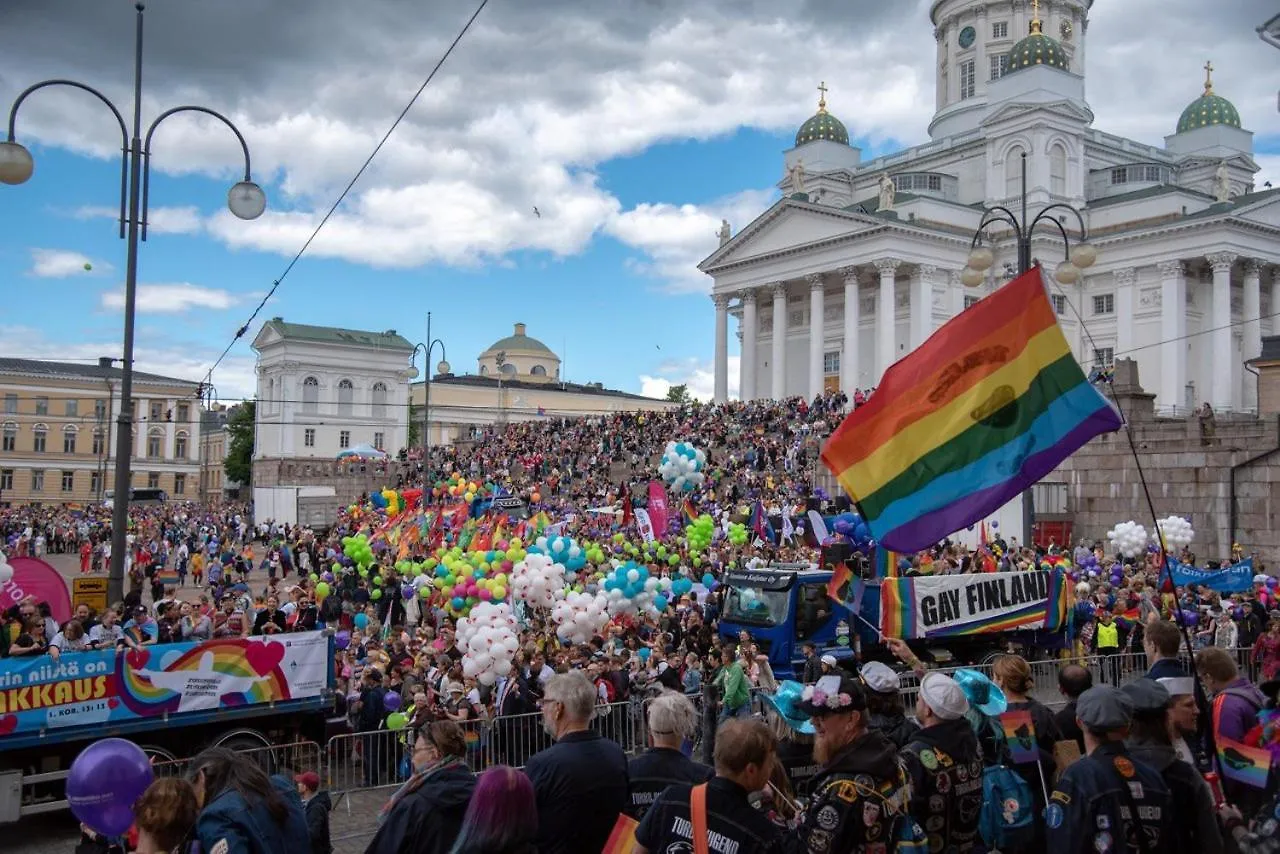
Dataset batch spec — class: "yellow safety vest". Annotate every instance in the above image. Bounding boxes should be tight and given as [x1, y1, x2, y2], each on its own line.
[1096, 622, 1119, 649]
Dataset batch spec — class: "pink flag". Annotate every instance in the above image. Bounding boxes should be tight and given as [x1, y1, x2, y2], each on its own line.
[2, 557, 73, 624]
[647, 481, 669, 538]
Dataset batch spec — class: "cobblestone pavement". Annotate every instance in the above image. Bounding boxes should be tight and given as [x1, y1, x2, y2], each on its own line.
[15, 787, 390, 853]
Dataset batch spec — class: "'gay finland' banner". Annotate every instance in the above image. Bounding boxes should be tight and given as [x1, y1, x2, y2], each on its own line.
[1167, 557, 1254, 593]
[880, 569, 1069, 639]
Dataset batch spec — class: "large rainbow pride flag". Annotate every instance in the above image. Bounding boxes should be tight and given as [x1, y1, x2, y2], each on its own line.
[821, 266, 1121, 553]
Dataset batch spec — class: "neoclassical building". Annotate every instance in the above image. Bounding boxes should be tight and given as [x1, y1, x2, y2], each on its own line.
[703, 0, 1279, 416]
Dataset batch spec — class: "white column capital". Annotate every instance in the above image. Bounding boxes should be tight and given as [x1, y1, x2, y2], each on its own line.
[874, 258, 902, 276]
[712, 293, 730, 310]
[1243, 258, 1264, 278]
[917, 263, 938, 280]
[806, 273, 824, 291]
[948, 269, 964, 288]
[838, 265, 860, 283]
[1157, 260, 1185, 280]
[1113, 268, 1136, 287]
[739, 288, 758, 306]
[1207, 252, 1237, 274]
[771, 282, 789, 299]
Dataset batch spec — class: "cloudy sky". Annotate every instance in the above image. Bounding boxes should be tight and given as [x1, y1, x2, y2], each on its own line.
[1, 0, 1275, 405]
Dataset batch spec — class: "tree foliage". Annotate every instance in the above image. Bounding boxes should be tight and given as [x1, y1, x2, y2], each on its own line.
[224, 401, 255, 486]
[665, 383, 692, 404]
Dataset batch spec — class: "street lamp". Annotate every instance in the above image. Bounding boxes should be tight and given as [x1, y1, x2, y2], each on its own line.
[1, 3, 266, 603]
[408, 312, 449, 461]
[960, 150, 1097, 552]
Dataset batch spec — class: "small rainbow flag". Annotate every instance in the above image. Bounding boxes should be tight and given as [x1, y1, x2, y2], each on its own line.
[821, 266, 1122, 553]
[878, 576, 918, 638]
[155, 569, 179, 586]
[681, 497, 698, 527]
[601, 814, 639, 854]
[875, 547, 900, 578]
[1214, 697, 1273, 789]
[998, 709, 1040, 764]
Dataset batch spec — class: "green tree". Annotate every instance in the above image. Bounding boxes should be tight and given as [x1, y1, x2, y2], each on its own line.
[666, 383, 692, 404]
[224, 401, 255, 486]
[407, 402, 421, 448]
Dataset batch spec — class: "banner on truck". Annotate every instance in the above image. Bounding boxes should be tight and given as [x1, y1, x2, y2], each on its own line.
[0, 630, 330, 736]
[879, 569, 1069, 639]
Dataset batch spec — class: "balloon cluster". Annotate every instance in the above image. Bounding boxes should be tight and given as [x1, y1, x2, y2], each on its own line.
[369, 488, 402, 515]
[458, 602, 520, 686]
[551, 591, 610, 645]
[727, 522, 748, 546]
[602, 561, 670, 616]
[511, 553, 567, 609]
[530, 536, 587, 573]
[430, 546, 514, 615]
[685, 514, 716, 552]
[658, 441, 707, 492]
[432, 473, 489, 503]
[343, 534, 374, 569]
[1155, 516, 1195, 549]
[1107, 521, 1149, 558]
[830, 511, 872, 548]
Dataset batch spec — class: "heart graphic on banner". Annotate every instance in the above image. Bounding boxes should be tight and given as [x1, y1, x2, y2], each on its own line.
[244, 641, 284, 675]
[108, 698, 120, 710]
[0, 715, 17, 735]
[125, 649, 150, 670]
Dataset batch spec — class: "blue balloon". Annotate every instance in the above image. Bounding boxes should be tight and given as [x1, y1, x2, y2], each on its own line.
[637, 647, 651, 660]
[654, 595, 669, 611]
[354, 613, 369, 629]
[702, 572, 715, 586]
[451, 596, 465, 610]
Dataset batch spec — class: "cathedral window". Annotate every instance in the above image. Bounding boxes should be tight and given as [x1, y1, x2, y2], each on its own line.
[992, 21, 1008, 39]
[1093, 294, 1115, 315]
[990, 54, 1009, 80]
[959, 60, 976, 99]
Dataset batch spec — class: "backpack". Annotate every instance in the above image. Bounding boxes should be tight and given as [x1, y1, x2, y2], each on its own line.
[979, 763, 1037, 850]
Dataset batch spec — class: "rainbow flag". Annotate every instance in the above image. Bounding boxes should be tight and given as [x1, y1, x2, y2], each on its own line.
[998, 709, 1040, 764]
[879, 576, 918, 638]
[155, 569, 179, 585]
[821, 266, 1122, 552]
[1214, 696, 1273, 788]
[681, 497, 698, 527]
[601, 814, 639, 854]
[875, 547, 900, 578]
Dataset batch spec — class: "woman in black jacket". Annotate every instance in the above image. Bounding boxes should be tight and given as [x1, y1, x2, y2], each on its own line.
[364, 721, 476, 854]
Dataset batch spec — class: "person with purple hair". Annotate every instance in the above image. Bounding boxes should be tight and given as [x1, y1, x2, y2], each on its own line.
[448, 765, 538, 854]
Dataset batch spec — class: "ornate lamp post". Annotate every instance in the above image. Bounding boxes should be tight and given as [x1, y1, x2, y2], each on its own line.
[408, 312, 449, 460]
[959, 151, 1098, 550]
[0, 3, 266, 602]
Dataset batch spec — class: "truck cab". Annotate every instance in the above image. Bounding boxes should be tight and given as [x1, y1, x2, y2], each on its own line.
[717, 564, 880, 679]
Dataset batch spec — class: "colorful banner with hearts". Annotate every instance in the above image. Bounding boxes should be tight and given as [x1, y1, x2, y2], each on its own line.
[0, 630, 330, 742]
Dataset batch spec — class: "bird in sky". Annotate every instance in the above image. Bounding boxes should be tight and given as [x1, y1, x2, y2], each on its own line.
[533, 206, 541, 218]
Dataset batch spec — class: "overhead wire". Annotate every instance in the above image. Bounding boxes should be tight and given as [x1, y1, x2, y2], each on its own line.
[193, 0, 491, 392]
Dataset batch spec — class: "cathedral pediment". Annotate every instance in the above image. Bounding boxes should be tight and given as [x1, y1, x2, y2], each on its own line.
[982, 98, 1093, 129]
[699, 199, 880, 271]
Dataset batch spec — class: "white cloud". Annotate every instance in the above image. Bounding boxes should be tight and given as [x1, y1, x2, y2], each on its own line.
[640, 355, 740, 402]
[606, 189, 776, 293]
[29, 248, 110, 278]
[99, 283, 241, 314]
[0, 324, 257, 400]
[73, 205, 204, 235]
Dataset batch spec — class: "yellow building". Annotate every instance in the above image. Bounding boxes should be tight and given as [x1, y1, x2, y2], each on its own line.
[0, 357, 202, 506]
[199, 405, 243, 504]
[409, 323, 677, 445]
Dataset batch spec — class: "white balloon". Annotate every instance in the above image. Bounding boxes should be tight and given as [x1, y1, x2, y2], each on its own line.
[0, 558, 11, 586]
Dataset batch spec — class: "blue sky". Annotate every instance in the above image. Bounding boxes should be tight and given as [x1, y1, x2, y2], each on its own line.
[1, 0, 1276, 403]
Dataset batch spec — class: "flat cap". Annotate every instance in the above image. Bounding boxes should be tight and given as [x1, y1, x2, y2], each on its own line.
[1119, 678, 1171, 713]
[1076, 685, 1134, 730]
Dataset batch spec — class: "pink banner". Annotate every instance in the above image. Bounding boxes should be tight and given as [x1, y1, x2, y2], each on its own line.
[647, 481, 669, 537]
[2, 557, 73, 623]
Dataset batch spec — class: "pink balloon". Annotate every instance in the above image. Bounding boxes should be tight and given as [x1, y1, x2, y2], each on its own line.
[478, 588, 493, 600]
[502, 560, 514, 571]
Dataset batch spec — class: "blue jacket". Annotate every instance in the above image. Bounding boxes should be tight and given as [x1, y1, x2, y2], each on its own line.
[195, 775, 312, 854]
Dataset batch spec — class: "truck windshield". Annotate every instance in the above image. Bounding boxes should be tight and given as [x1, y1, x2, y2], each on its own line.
[723, 585, 790, 627]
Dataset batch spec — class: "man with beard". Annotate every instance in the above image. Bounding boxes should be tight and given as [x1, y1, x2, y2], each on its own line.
[900, 672, 984, 853]
[785, 673, 911, 853]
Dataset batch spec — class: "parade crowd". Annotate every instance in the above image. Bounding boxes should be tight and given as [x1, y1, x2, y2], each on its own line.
[3, 394, 1280, 853]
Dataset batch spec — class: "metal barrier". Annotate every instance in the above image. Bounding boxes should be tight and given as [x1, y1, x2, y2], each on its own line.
[152, 739, 322, 782]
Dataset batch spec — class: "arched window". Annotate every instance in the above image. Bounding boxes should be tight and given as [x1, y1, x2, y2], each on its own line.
[499, 363, 517, 376]
[63, 424, 78, 454]
[175, 430, 189, 459]
[2, 421, 15, 453]
[530, 365, 547, 377]
[1049, 144, 1067, 196]
[1005, 146, 1024, 198]
[91, 427, 105, 456]
[302, 377, 319, 413]
[371, 382, 388, 418]
[480, 365, 488, 376]
[338, 379, 354, 416]
[147, 426, 165, 459]
[32, 423, 47, 453]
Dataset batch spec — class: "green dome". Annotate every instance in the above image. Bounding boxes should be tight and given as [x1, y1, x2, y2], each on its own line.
[1176, 66, 1241, 133]
[1006, 29, 1069, 74]
[480, 323, 554, 356]
[795, 109, 849, 146]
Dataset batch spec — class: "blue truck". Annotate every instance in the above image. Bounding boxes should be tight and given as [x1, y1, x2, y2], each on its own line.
[0, 630, 336, 825]
[717, 563, 1070, 678]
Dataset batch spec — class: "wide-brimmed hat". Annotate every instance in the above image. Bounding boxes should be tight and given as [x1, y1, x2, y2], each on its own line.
[759, 680, 815, 734]
[952, 668, 1007, 716]
[797, 674, 867, 717]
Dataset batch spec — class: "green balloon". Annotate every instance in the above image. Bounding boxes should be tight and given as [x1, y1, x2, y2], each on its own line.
[387, 712, 408, 730]
[371, 588, 382, 600]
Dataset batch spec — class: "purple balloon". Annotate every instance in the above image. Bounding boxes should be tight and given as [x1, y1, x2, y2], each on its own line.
[322, 571, 335, 584]
[402, 584, 415, 600]
[383, 691, 403, 712]
[334, 630, 351, 650]
[67, 738, 154, 836]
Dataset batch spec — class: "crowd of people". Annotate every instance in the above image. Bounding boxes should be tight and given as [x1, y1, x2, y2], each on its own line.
[3, 393, 1280, 853]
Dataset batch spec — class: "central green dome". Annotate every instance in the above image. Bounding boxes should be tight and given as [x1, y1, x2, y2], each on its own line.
[795, 82, 849, 146]
[1006, 19, 1068, 74]
[1176, 64, 1241, 134]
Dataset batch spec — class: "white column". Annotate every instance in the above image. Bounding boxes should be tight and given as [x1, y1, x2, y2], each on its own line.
[912, 265, 936, 348]
[771, 284, 787, 400]
[1158, 261, 1187, 414]
[1209, 252, 1237, 412]
[1114, 268, 1135, 356]
[840, 267, 860, 397]
[950, 269, 966, 319]
[1244, 259, 1263, 412]
[974, 6, 988, 97]
[1271, 267, 1280, 340]
[807, 275, 825, 399]
[735, 327, 744, 400]
[741, 289, 758, 401]
[875, 259, 901, 381]
[712, 294, 729, 403]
